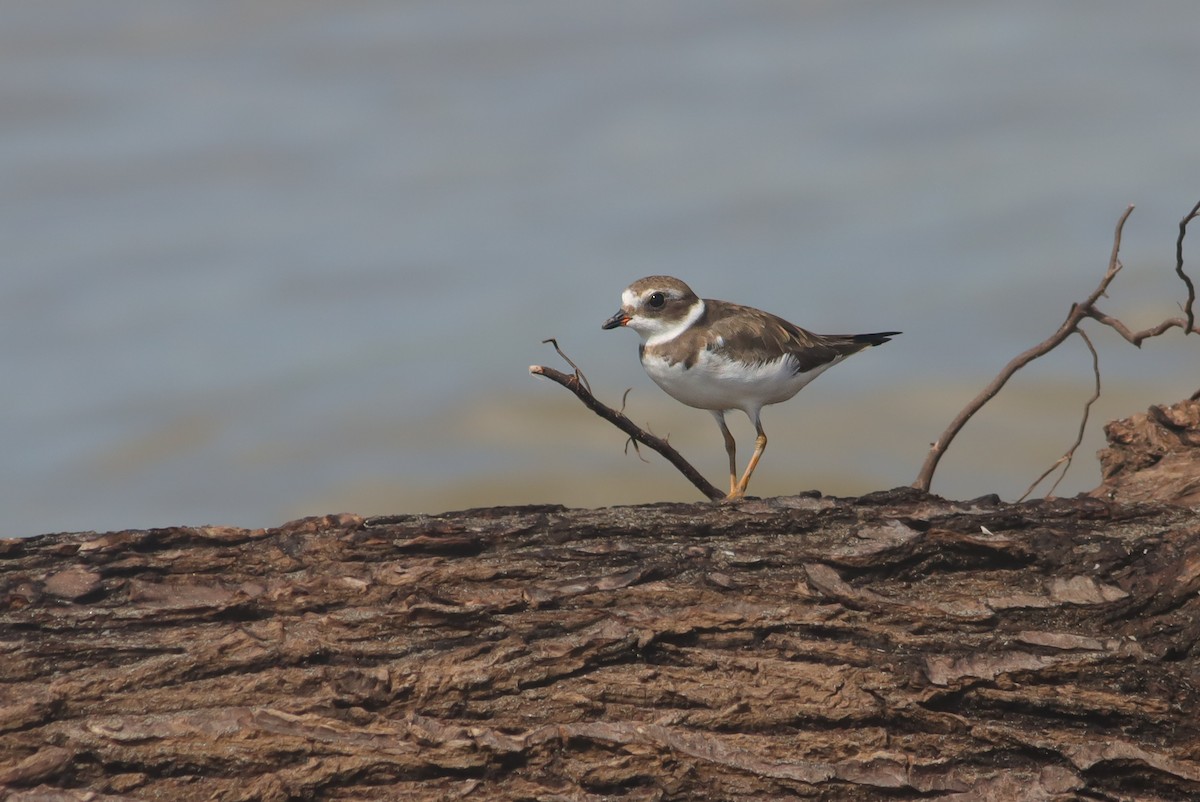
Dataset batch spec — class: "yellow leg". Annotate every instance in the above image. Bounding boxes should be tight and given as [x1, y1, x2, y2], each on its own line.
[733, 418, 767, 497]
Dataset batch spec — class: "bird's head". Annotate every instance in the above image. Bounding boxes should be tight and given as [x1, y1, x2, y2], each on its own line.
[601, 276, 703, 344]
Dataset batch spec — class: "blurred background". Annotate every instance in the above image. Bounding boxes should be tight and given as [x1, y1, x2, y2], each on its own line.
[4, 2, 1199, 537]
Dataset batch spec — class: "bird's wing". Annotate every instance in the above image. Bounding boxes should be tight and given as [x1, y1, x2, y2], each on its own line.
[702, 300, 895, 373]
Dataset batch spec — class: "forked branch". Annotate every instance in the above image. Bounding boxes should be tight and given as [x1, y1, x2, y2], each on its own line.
[914, 201, 1200, 495]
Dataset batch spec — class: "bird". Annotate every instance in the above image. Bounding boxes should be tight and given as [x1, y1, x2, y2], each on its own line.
[601, 275, 898, 501]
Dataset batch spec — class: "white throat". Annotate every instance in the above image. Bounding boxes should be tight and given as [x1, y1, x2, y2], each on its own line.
[644, 299, 706, 346]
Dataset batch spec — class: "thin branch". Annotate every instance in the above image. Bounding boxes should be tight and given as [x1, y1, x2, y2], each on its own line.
[913, 205, 1135, 493]
[1175, 198, 1200, 333]
[1083, 310, 1199, 345]
[530, 350, 724, 501]
[541, 338, 591, 395]
[1087, 204, 1137, 305]
[619, 390, 653, 463]
[1017, 328, 1101, 502]
[624, 436, 650, 463]
[916, 200, 1200, 496]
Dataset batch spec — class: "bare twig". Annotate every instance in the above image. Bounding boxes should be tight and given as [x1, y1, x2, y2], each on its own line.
[624, 436, 650, 463]
[530, 348, 724, 501]
[915, 202, 1200, 495]
[912, 206, 1134, 493]
[1017, 328, 1101, 501]
[1082, 310, 1196, 346]
[542, 338, 591, 395]
[1176, 199, 1200, 333]
[618, 390, 653, 463]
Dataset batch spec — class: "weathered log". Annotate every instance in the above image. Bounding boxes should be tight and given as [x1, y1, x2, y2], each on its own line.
[2, 402, 1200, 800]
[1092, 396, 1200, 506]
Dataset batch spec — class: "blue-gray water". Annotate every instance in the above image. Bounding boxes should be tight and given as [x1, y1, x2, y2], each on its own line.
[4, 2, 1199, 536]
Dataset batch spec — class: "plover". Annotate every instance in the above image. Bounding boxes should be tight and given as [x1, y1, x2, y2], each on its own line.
[602, 275, 898, 500]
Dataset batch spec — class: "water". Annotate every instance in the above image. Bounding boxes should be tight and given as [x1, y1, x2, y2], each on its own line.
[3, 2, 1199, 536]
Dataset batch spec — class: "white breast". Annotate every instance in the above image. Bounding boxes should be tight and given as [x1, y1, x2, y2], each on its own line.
[640, 348, 842, 415]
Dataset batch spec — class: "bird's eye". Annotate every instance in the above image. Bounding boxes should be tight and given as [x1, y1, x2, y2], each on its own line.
[647, 292, 666, 309]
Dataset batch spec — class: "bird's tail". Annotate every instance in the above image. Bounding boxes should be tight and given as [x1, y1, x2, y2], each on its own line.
[851, 331, 901, 347]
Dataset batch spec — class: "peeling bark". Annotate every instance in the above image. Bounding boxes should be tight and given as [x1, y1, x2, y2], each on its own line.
[1093, 397, 1200, 506]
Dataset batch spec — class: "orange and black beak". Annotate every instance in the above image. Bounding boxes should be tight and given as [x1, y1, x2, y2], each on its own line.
[601, 310, 631, 330]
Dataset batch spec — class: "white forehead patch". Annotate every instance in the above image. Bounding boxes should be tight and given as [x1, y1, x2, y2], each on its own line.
[621, 288, 639, 309]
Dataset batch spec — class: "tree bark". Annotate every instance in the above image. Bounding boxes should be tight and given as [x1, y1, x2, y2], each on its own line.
[1092, 396, 1200, 506]
[3, 405, 1200, 801]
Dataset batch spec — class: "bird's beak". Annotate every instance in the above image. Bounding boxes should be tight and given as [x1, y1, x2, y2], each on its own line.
[601, 309, 631, 330]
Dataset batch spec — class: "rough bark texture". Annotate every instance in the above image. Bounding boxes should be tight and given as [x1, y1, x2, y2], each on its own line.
[3, 407, 1200, 801]
[1092, 397, 1200, 506]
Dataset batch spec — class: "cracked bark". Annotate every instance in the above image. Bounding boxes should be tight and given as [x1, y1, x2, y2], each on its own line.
[3, 400, 1200, 801]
